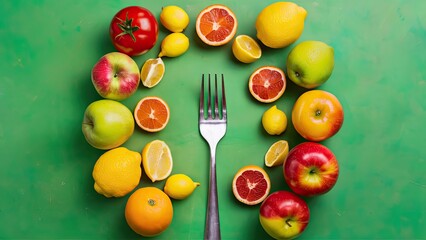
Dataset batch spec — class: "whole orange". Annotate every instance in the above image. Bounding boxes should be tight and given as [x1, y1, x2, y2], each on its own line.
[125, 187, 173, 237]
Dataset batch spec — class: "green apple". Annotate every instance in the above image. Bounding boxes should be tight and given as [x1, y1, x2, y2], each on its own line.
[286, 40, 334, 89]
[82, 100, 134, 150]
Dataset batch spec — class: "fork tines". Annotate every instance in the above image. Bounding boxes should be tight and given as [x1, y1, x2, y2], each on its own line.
[200, 74, 227, 121]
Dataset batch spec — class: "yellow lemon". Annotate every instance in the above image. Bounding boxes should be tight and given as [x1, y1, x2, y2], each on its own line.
[256, 2, 307, 48]
[92, 147, 142, 198]
[142, 140, 173, 182]
[160, 5, 190, 33]
[232, 35, 262, 63]
[140, 57, 165, 88]
[262, 105, 287, 135]
[265, 140, 289, 167]
[164, 174, 200, 200]
[158, 33, 189, 58]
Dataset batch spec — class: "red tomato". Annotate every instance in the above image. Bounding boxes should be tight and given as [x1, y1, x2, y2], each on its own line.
[109, 6, 159, 56]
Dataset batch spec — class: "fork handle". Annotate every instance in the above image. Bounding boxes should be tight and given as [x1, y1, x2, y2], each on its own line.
[205, 147, 221, 240]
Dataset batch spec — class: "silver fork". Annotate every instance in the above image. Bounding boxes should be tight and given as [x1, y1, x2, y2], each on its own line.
[199, 74, 227, 240]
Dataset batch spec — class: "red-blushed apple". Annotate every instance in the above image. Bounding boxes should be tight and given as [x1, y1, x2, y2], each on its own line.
[292, 90, 344, 142]
[91, 52, 140, 101]
[284, 142, 339, 197]
[259, 191, 310, 240]
[82, 99, 134, 150]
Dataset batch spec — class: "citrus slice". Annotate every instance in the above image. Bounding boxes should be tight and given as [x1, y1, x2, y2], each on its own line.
[265, 140, 289, 167]
[195, 4, 238, 46]
[232, 165, 271, 205]
[142, 140, 173, 182]
[232, 35, 262, 63]
[140, 58, 165, 88]
[248, 66, 286, 103]
[134, 96, 170, 132]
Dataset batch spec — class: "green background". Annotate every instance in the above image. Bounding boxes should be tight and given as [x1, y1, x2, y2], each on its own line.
[1, 0, 425, 239]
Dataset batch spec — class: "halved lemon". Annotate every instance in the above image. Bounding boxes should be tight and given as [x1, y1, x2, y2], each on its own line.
[142, 140, 173, 182]
[140, 58, 165, 88]
[232, 35, 262, 63]
[264, 140, 289, 167]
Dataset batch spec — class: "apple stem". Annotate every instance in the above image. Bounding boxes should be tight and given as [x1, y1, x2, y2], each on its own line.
[285, 219, 292, 227]
[315, 109, 321, 116]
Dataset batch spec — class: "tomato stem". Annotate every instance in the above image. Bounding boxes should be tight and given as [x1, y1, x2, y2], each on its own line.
[115, 12, 139, 42]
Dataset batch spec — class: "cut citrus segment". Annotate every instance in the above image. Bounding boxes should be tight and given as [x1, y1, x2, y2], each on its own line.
[249, 66, 286, 103]
[140, 58, 165, 88]
[232, 35, 262, 63]
[265, 140, 289, 167]
[134, 96, 170, 132]
[232, 165, 271, 205]
[195, 4, 238, 46]
[142, 140, 173, 182]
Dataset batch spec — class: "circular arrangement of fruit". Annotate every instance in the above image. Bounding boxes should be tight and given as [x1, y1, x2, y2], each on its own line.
[81, 2, 344, 239]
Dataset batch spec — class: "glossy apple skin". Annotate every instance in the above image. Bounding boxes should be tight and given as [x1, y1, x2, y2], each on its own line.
[82, 100, 134, 150]
[286, 41, 334, 89]
[292, 90, 343, 142]
[284, 142, 339, 197]
[91, 52, 140, 101]
[259, 191, 310, 240]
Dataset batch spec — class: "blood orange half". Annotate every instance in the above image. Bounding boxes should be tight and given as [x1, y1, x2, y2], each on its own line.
[134, 96, 170, 132]
[196, 4, 238, 46]
[232, 165, 271, 205]
[249, 66, 286, 103]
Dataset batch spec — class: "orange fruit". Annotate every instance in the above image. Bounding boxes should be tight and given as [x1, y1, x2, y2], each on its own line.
[248, 66, 286, 103]
[125, 187, 173, 237]
[134, 96, 170, 132]
[195, 4, 238, 46]
[232, 165, 271, 205]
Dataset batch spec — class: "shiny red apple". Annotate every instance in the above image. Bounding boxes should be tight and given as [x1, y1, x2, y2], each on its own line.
[259, 191, 310, 239]
[283, 142, 339, 197]
[91, 52, 140, 101]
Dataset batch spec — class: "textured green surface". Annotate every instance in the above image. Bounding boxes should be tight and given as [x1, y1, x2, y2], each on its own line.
[1, 0, 425, 239]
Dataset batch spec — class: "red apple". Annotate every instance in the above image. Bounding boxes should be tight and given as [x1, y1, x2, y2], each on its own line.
[284, 142, 339, 196]
[259, 191, 310, 240]
[91, 52, 140, 101]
